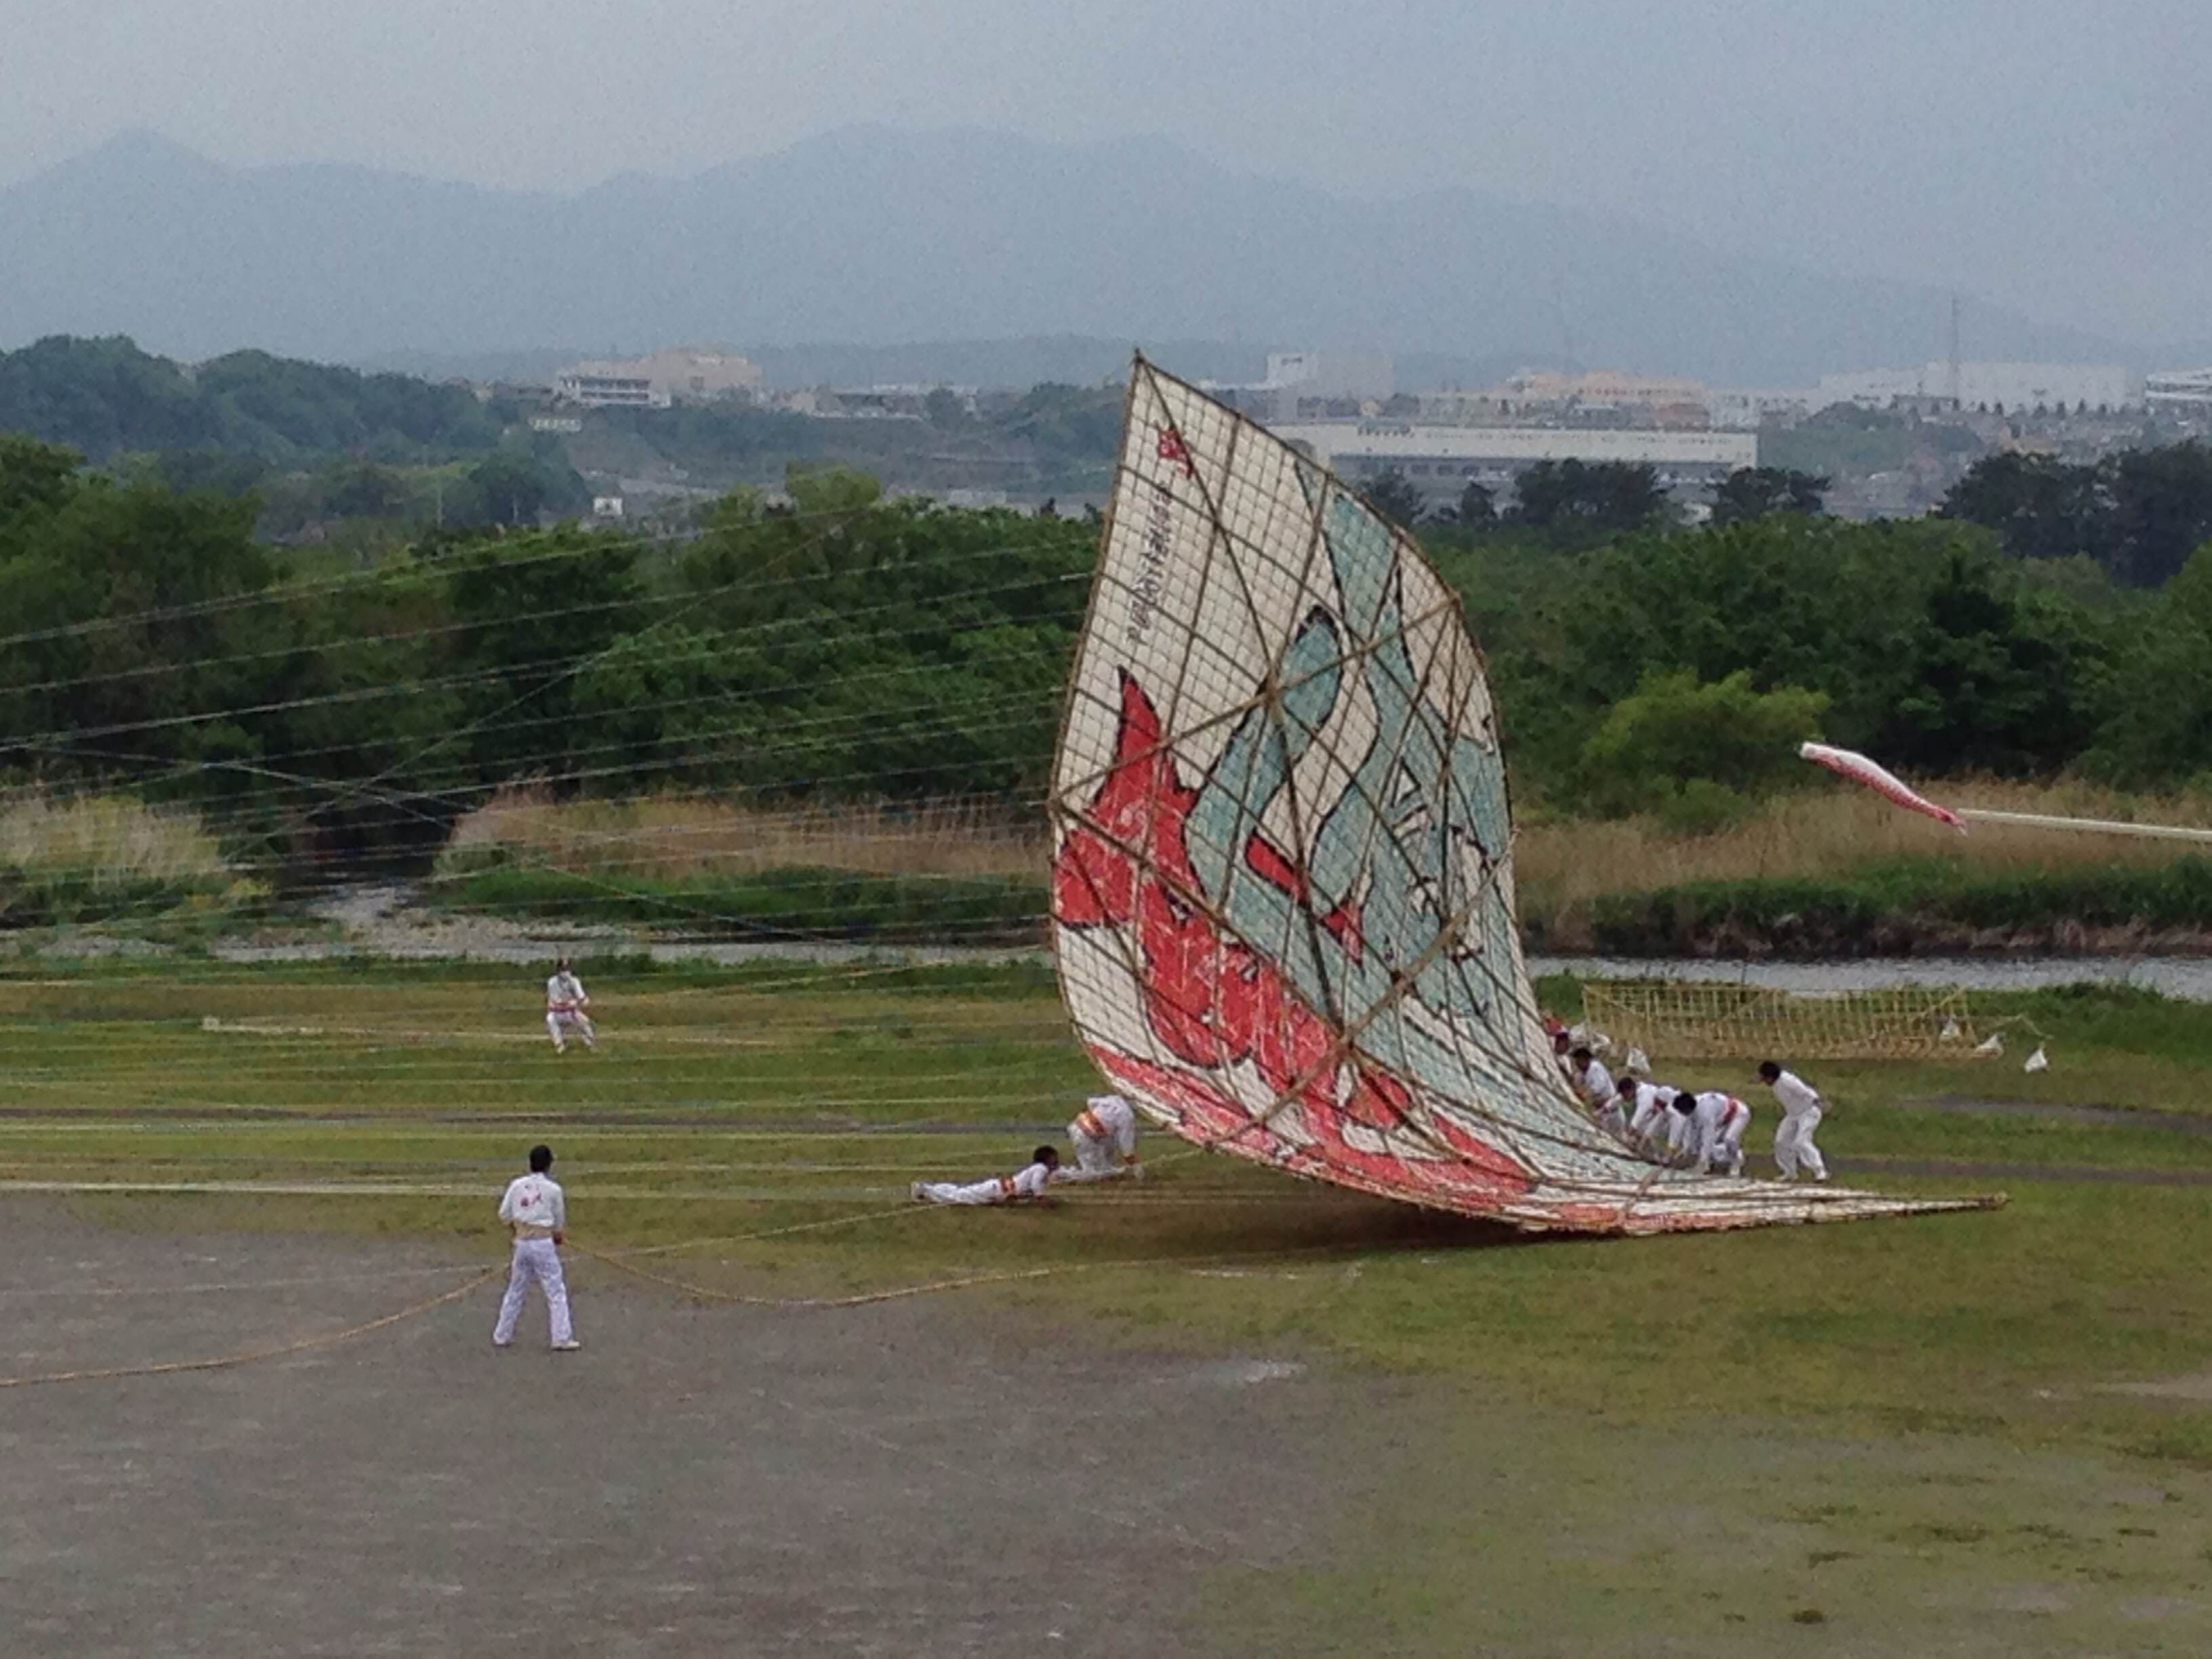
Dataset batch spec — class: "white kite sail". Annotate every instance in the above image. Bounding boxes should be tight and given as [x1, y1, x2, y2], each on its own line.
[1048, 359, 1996, 1233]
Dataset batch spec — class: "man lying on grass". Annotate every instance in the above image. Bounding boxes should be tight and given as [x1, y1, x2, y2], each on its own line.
[911, 1145, 1060, 1206]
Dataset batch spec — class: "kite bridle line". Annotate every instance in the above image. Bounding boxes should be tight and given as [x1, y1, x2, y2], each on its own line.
[1956, 807, 2212, 844]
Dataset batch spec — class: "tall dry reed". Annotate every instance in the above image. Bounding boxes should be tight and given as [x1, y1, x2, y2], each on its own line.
[443, 787, 1046, 880]
[445, 777, 2212, 911]
[0, 792, 229, 884]
[1516, 777, 2212, 943]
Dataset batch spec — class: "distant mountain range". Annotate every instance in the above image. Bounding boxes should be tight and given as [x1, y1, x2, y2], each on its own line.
[1, 127, 2190, 387]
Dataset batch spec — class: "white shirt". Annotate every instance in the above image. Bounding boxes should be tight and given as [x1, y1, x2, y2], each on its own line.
[547, 971, 587, 1011]
[500, 1172, 567, 1234]
[1626, 1082, 1673, 1139]
[1687, 1093, 1748, 1164]
[1004, 1160, 1053, 1200]
[1578, 1059, 1618, 1109]
[1083, 1095, 1136, 1135]
[1073, 1095, 1138, 1155]
[1769, 1069, 1822, 1118]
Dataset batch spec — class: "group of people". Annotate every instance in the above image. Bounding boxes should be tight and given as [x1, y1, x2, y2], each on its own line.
[484, 968, 1841, 1352]
[909, 1092, 1145, 1206]
[1553, 1025, 1828, 1181]
[487, 1093, 1142, 1349]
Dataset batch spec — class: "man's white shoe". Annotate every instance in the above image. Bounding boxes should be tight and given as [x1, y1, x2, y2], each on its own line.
[909, 1181, 925, 1202]
[551, 1340, 581, 1352]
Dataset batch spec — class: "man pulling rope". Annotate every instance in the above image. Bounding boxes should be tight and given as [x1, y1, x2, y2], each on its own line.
[493, 1144, 579, 1351]
[544, 958, 596, 1054]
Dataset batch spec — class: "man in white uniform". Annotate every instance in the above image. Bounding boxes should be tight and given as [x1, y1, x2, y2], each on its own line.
[1571, 1047, 1626, 1139]
[1670, 1090, 1752, 1176]
[493, 1144, 578, 1351]
[1760, 1059, 1829, 1182]
[912, 1145, 1060, 1206]
[1058, 1094, 1143, 1182]
[1621, 1077, 1678, 1155]
[545, 958, 595, 1053]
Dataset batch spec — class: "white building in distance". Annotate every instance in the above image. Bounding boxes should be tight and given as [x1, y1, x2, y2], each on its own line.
[1420, 370, 1715, 429]
[1816, 361, 2139, 415]
[1210, 351, 1395, 422]
[1277, 420, 1756, 503]
[2147, 369, 2212, 419]
[1704, 388, 1816, 430]
[556, 346, 764, 409]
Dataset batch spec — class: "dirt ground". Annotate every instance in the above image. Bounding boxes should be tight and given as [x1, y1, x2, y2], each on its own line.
[14, 1200, 2212, 1658]
[0, 1202, 1372, 1658]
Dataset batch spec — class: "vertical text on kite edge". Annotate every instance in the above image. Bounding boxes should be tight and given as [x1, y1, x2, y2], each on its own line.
[1126, 480, 1174, 645]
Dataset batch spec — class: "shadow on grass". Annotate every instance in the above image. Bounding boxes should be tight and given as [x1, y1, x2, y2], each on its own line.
[1054, 1187, 1545, 1264]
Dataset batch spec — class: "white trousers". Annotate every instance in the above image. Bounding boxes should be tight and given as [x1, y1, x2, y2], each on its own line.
[915, 1178, 1008, 1206]
[546, 1010, 595, 1050]
[493, 1237, 574, 1346]
[1062, 1123, 1136, 1181]
[1774, 1105, 1826, 1180]
[1704, 1115, 1748, 1177]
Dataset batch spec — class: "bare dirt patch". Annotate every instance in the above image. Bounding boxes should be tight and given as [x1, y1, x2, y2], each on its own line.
[0, 1202, 1364, 1657]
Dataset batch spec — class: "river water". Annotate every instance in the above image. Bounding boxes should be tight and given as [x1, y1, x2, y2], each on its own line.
[70, 883, 2212, 1000]
[201, 936, 2212, 1001]
[1528, 954, 2212, 1001]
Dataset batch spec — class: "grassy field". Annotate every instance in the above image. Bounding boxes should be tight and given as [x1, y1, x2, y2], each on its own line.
[9, 960, 2212, 1650]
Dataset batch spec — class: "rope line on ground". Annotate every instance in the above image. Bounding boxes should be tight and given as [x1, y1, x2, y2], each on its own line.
[571, 1234, 1381, 1312]
[0, 1264, 500, 1390]
[573, 1241, 1085, 1308]
[0, 1261, 501, 1300]
[598, 1202, 933, 1257]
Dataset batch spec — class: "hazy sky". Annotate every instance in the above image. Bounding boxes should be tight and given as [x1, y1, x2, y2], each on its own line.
[3, 0, 2204, 342]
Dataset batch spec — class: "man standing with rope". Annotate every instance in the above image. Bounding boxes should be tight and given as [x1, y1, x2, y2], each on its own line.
[493, 1145, 579, 1351]
[545, 958, 595, 1054]
[1760, 1060, 1830, 1183]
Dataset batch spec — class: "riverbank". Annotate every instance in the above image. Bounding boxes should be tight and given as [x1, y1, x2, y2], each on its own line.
[20, 882, 2212, 1000]
[16, 776, 2212, 964]
[1541, 856, 2212, 958]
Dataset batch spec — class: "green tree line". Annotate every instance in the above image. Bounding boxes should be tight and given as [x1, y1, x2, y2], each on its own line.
[4, 428, 2212, 883]
[0, 441, 1091, 872]
[0, 335, 513, 461]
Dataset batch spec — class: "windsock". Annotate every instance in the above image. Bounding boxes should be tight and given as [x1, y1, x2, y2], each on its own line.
[1799, 743, 1967, 831]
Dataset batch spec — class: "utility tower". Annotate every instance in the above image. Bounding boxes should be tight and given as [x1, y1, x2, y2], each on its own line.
[1947, 294, 1963, 409]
